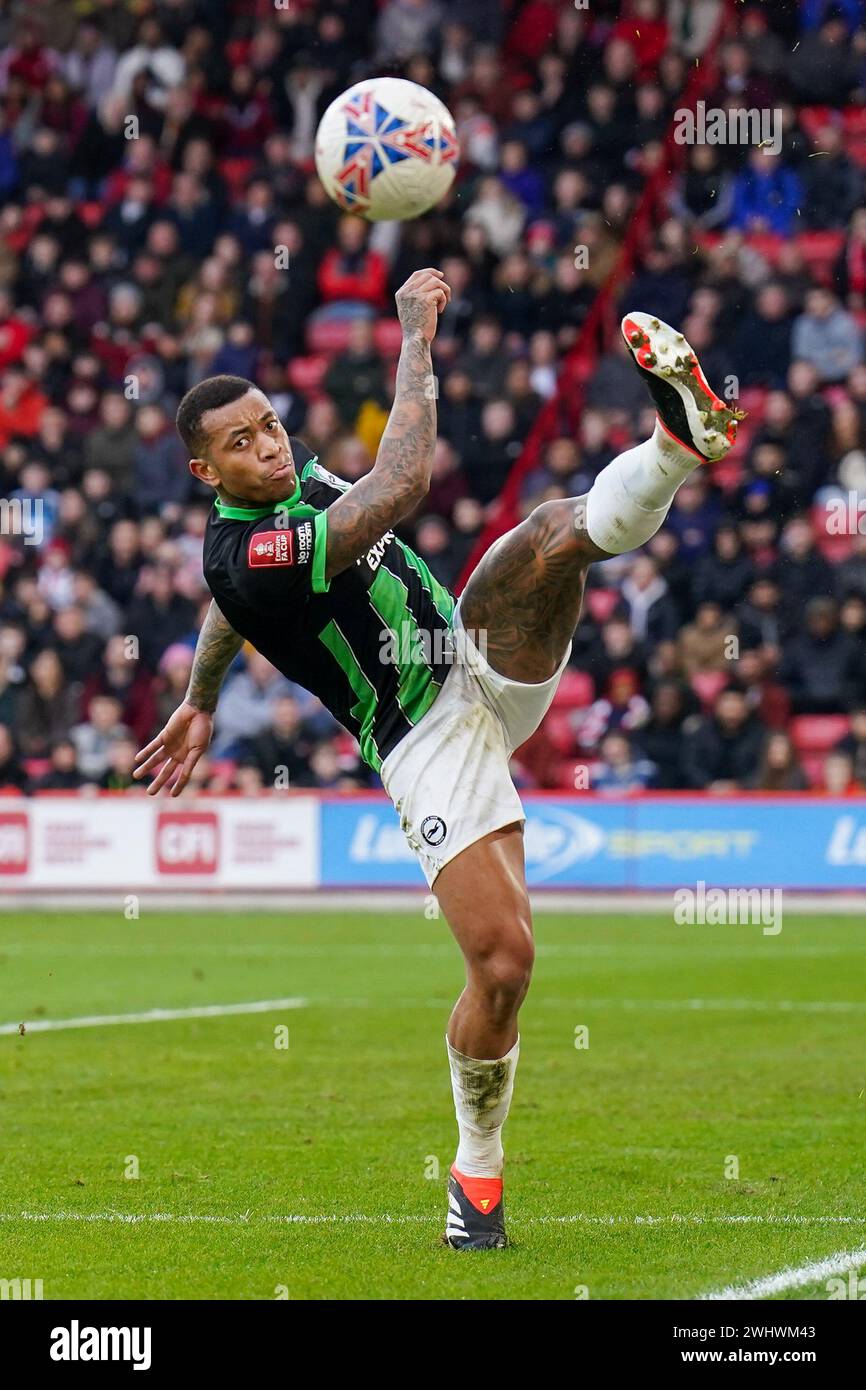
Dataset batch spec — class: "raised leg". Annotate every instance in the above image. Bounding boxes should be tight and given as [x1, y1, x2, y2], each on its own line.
[458, 496, 603, 684]
[459, 310, 743, 687]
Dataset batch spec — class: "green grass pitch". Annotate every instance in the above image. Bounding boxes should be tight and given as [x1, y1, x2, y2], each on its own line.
[1, 907, 863, 1300]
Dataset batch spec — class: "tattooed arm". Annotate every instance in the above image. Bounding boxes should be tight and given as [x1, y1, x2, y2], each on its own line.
[185, 600, 244, 712]
[133, 600, 243, 795]
[322, 267, 449, 583]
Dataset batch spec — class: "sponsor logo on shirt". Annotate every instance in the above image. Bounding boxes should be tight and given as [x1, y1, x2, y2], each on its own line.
[248, 529, 294, 568]
[296, 520, 313, 565]
[359, 530, 395, 573]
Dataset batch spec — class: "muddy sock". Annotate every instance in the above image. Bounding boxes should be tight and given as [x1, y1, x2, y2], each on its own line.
[446, 1035, 519, 1177]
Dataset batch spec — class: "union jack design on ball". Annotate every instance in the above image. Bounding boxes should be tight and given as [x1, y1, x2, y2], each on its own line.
[333, 88, 459, 213]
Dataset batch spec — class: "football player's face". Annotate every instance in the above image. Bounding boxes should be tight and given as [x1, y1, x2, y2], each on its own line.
[190, 389, 296, 503]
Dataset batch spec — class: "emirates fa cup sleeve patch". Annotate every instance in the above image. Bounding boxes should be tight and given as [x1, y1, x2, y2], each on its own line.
[248, 529, 295, 567]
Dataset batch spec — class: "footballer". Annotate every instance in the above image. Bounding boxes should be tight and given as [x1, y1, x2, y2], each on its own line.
[135, 268, 742, 1249]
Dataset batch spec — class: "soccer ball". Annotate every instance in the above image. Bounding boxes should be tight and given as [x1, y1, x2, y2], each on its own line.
[314, 77, 459, 222]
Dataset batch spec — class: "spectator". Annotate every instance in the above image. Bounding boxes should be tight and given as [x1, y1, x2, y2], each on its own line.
[681, 687, 766, 792]
[30, 739, 87, 792]
[822, 748, 861, 794]
[16, 649, 79, 758]
[636, 681, 694, 789]
[323, 319, 389, 428]
[669, 145, 734, 230]
[245, 695, 319, 788]
[213, 652, 295, 756]
[70, 693, 129, 780]
[678, 601, 734, 678]
[749, 731, 809, 791]
[620, 555, 679, 645]
[0, 723, 27, 791]
[99, 735, 139, 790]
[803, 123, 863, 232]
[125, 562, 197, 673]
[729, 149, 803, 238]
[692, 525, 754, 611]
[317, 217, 388, 313]
[111, 18, 184, 111]
[774, 516, 835, 624]
[835, 705, 866, 785]
[134, 405, 190, 515]
[789, 10, 862, 103]
[780, 596, 863, 713]
[792, 288, 864, 384]
[593, 731, 656, 794]
[81, 634, 157, 745]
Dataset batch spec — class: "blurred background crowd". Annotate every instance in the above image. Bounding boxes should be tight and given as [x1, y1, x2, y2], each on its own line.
[1, 0, 866, 797]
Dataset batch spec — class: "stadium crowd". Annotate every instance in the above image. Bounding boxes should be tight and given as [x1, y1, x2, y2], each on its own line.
[1, 0, 866, 797]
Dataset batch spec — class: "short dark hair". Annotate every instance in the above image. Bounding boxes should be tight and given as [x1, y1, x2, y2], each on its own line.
[175, 375, 257, 456]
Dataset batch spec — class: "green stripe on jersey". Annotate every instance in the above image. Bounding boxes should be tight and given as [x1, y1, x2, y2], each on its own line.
[395, 539, 456, 626]
[367, 566, 442, 729]
[311, 510, 330, 594]
[317, 620, 381, 772]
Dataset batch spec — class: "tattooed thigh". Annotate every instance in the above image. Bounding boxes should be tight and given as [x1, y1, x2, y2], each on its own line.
[459, 497, 605, 683]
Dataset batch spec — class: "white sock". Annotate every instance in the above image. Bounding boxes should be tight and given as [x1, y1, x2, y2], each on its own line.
[446, 1035, 519, 1177]
[585, 422, 701, 554]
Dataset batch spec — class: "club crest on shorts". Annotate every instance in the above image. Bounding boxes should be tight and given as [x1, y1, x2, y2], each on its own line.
[420, 815, 447, 846]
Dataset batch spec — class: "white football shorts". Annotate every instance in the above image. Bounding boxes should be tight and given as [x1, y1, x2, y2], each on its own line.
[379, 600, 572, 886]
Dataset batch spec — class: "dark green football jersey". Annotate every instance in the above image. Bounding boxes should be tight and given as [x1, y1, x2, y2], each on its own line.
[202, 440, 456, 770]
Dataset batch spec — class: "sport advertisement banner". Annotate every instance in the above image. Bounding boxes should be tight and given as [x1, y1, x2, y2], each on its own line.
[0, 797, 319, 890]
[319, 795, 866, 890]
[1, 795, 864, 892]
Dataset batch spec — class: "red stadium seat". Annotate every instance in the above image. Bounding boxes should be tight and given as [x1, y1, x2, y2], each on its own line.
[585, 588, 620, 624]
[790, 714, 850, 753]
[738, 387, 769, 419]
[551, 669, 594, 710]
[306, 318, 354, 356]
[543, 709, 578, 755]
[78, 201, 104, 228]
[555, 758, 591, 790]
[795, 231, 845, 286]
[843, 109, 866, 166]
[799, 106, 833, 141]
[811, 499, 854, 563]
[373, 318, 403, 358]
[709, 453, 742, 493]
[217, 157, 255, 199]
[743, 233, 783, 266]
[690, 670, 729, 710]
[287, 354, 329, 395]
[801, 752, 828, 788]
[22, 758, 51, 781]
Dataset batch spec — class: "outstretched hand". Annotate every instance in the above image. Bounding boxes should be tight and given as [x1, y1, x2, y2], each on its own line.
[133, 701, 214, 797]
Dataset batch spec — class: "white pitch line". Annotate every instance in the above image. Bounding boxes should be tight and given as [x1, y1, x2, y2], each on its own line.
[1, 1211, 864, 1228]
[3, 995, 863, 1037]
[703, 1246, 866, 1300]
[0, 998, 307, 1036]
